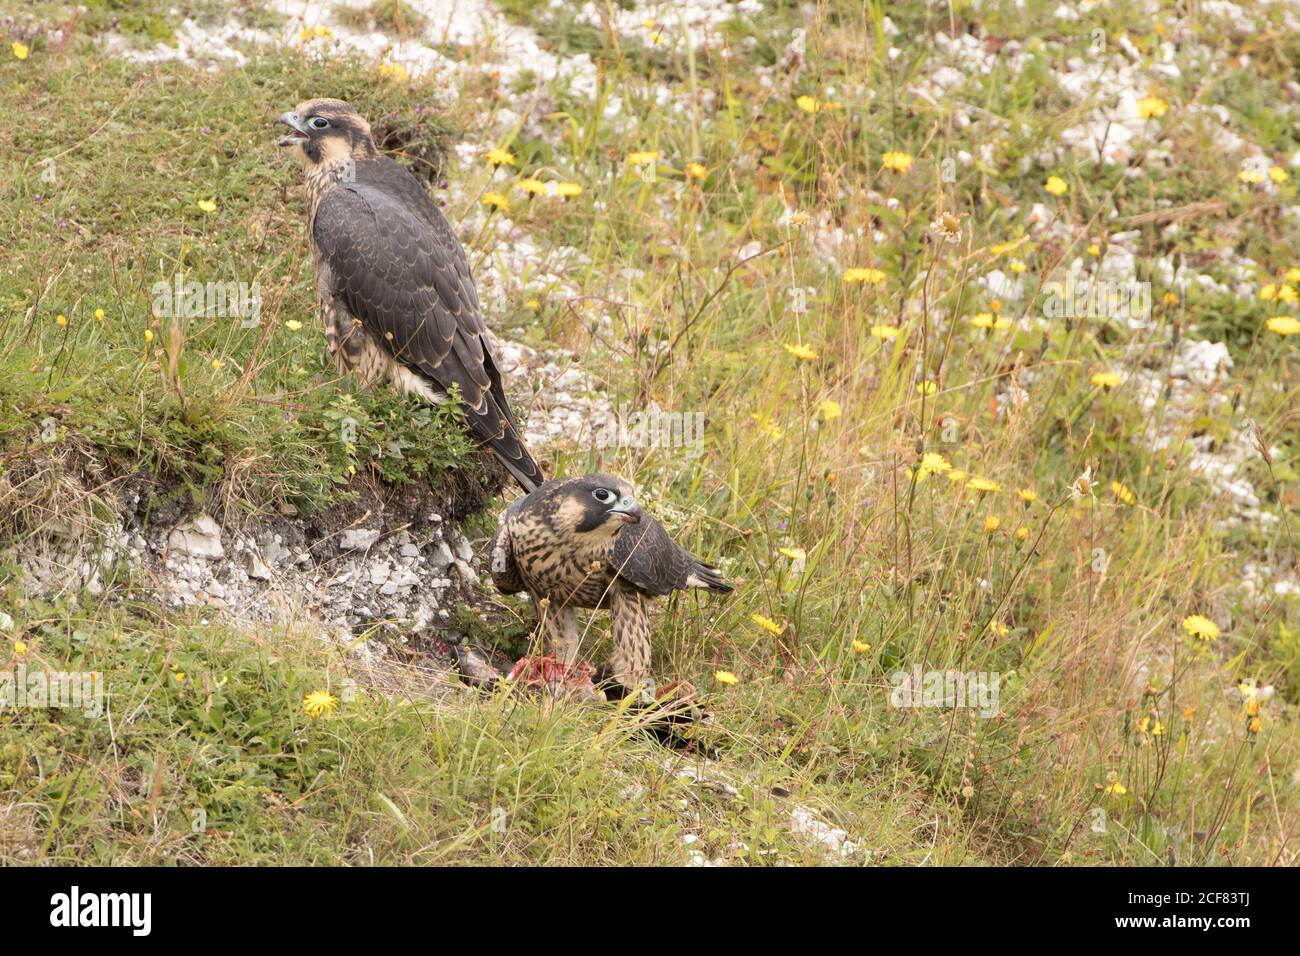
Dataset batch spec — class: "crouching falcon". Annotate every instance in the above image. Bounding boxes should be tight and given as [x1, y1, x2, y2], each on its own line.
[275, 98, 544, 492]
[489, 474, 733, 699]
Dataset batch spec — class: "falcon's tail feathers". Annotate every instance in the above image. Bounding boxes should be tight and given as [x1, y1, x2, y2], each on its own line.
[685, 560, 733, 594]
[486, 431, 545, 494]
[464, 394, 545, 493]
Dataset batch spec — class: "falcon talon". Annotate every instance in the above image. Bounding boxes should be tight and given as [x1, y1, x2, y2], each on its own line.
[489, 474, 734, 707]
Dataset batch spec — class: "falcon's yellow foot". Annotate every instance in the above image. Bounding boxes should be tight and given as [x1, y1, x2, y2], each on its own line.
[505, 655, 603, 700]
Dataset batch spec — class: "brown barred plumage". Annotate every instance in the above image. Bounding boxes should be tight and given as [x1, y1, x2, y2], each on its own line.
[490, 474, 732, 695]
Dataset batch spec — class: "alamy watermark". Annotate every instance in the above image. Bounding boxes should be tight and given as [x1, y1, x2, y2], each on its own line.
[1043, 275, 1150, 322]
[1, 666, 103, 718]
[151, 275, 262, 328]
[889, 666, 1000, 718]
[592, 404, 704, 449]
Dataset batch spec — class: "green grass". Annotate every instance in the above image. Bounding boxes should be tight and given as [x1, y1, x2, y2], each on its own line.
[1, 0, 1297, 865]
[1, 590, 990, 864]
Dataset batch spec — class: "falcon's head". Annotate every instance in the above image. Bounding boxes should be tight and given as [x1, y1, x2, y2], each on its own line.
[546, 474, 642, 538]
[275, 98, 377, 166]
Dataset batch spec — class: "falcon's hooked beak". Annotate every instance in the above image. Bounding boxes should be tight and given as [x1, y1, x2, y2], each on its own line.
[608, 495, 643, 525]
[275, 111, 309, 148]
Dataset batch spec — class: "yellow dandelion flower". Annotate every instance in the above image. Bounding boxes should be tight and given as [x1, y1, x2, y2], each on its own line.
[1248, 716, 1262, 733]
[967, 476, 1001, 493]
[485, 147, 516, 167]
[1110, 480, 1135, 505]
[627, 150, 660, 166]
[516, 178, 547, 196]
[94, 308, 106, 322]
[1270, 166, 1289, 184]
[1103, 771, 1127, 796]
[482, 192, 510, 212]
[795, 95, 819, 113]
[1260, 283, 1278, 301]
[817, 399, 842, 421]
[1014, 525, 1029, 542]
[1017, 488, 1037, 503]
[55, 313, 67, 328]
[556, 182, 583, 198]
[1266, 316, 1300, 335]
[1279, 285, 1299, 303]
[197, 199, 217, 213]
[210, 358, 223, 371]
[844, 267, 886, 285]
[971, 312, 995, 329]
[144, 329, 155, 344]
[11, 42, 30, 61]
[376, 62, 410, 82]
[751, 614, 783, 635]
[918, 452, 952, 477]
[946, 469, 968, 483]
[916, 381, 937, 395]
[1183, 705, 1195, 720]
[1151, 720, 1164, 736]
[172, 670, 186, 684]
[779, 547, 806, 564]
[1009, 259, 1028, 274]
[1162, 291, 1179, 305]
[849, 639, 870, 655]
[1044, 175, 1069, 196]
[1238, 169, 1265, 185]
[303, 689, 339, 718]
[714, 670, 740, 686]
[686, 162, 709, 179]
[1136, 95, 1168, 119]
[1086, 244, 1101, 257]
[870, 324, 901, 340]
[1287, 268, 1300, 283]
[989, 239, 1025, 256]
[784, 343, 818, 360]
[989, 621, 1009, 636]
[1182, 615, 1219, 641]
[13, 641, 28, 655]
[285, 319, 303, 331]
[1090, 371, 1122, 388]
[983, 514, 1001, 533]
[881, 151, 914, 173]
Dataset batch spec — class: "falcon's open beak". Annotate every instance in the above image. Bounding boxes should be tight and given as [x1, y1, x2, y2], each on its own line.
[275, 111, 309, 148]
[609, 496, 642, 525]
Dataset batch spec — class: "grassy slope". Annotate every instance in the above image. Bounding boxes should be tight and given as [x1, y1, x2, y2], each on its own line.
[1, 0, 1297, 864]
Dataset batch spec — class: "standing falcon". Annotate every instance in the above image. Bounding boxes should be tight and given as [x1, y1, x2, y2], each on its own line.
[275, 98, 544, 492]
[489, 474, 733, 699]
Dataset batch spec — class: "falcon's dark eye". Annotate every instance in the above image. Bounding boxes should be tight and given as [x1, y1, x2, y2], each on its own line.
[308, 117, 330, 130]
[592, 488, 615, 504]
